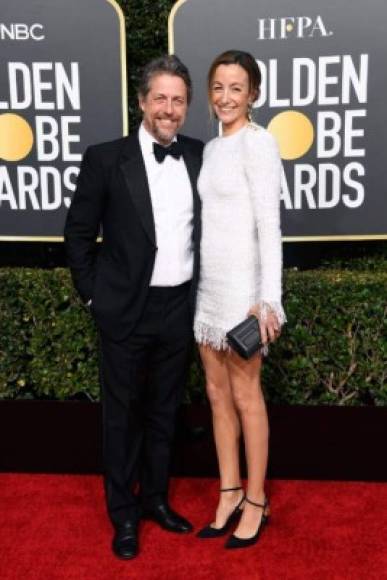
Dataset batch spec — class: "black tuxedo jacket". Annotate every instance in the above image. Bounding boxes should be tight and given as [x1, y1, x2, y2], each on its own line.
[64, 130, 204, 342]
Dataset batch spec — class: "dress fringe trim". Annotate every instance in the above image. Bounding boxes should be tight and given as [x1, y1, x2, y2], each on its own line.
[194, 321, 229, 351]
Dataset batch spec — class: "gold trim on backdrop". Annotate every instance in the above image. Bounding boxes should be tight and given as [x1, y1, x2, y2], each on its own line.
[0, 236, 103, 242]
[282, 235, 387, 242]
[1, 234, 386, 243]
[105, 0, 128, 136]
[0, 236, 64, 242]
[168, 0, 188, 54]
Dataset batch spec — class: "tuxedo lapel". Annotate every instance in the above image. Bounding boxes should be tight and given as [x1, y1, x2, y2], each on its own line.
[179, 136, 201, 197]
[120, 134, 156, 246]
[180, 137, 202, 246]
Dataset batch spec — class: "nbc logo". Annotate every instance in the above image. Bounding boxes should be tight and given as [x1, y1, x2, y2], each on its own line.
[0, 23, 45, 41]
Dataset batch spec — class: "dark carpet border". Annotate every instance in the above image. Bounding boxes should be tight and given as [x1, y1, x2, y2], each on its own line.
[1, 401, 386, 481]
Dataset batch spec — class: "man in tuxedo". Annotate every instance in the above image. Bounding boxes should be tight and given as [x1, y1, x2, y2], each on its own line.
[64, 55, 203, 559]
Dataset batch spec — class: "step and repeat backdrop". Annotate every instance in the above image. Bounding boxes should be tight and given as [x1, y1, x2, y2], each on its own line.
[0, 0, 127, 241]
[1, 0, 386, 241]
[169, 0, 387, 240]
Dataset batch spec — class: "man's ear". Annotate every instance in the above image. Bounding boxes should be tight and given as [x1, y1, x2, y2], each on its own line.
[138, 94, 145, 113]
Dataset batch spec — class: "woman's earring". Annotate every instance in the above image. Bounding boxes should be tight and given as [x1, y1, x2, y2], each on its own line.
[209, 104, 218, 121]
[247, 102, 253, 123]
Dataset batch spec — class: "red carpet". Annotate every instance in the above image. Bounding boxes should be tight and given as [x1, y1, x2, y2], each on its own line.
[1, 475, 386, 580]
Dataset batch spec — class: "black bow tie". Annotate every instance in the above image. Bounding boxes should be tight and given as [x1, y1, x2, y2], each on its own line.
[153, 141, 182, 163]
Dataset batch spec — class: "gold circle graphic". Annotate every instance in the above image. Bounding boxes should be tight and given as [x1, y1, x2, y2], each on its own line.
[286, 23, 293, 32]
[0, 113, 34, 161]
[267, 110, 314, 160]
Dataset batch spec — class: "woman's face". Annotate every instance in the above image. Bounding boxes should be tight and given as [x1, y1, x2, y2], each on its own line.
[210, 64, 254, 134]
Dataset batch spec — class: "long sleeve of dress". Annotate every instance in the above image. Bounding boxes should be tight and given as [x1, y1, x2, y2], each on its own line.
[243, 126, 286, 325]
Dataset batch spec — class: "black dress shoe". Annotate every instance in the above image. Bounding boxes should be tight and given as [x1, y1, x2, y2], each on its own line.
[197, 486, 245, 539]
[143, 502, 193, 533]
[112, 521, 139, 559]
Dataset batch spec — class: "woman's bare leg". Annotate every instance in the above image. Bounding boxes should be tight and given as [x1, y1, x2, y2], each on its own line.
[227, 351, 269, 538]
[199, 345, 244, 527]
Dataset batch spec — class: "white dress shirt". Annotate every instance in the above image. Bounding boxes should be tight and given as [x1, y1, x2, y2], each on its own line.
[139, 123, 194, 287]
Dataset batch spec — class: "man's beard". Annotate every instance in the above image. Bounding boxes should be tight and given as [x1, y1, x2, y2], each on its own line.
[152, 117, 179, 145]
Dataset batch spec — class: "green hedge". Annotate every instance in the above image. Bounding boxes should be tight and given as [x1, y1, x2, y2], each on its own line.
[0, 263, 386, 405]
[0, 269, 98, 401]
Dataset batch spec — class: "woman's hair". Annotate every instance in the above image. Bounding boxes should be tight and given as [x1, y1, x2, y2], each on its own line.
[207, 50, 261, 102]
[138, 54, 192, 104]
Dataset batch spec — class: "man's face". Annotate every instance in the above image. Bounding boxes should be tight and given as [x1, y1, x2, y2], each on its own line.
[139, 73, 188, 145]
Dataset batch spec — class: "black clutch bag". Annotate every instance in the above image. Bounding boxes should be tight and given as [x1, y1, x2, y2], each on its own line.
[226, 315, 262, 360]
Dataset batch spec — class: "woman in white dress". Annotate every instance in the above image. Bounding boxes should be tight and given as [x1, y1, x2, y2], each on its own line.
[194, 50, 285, 549]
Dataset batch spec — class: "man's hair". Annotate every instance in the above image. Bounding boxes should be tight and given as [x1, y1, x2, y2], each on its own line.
[138, 55, 192, 104]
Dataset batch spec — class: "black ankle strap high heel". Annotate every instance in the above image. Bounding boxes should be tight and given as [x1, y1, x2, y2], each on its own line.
[225, 496, 269, 549]
[196, 486, 245, 539]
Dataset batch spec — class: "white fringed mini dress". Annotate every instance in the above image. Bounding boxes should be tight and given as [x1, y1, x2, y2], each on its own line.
[194, 123, 286, 351]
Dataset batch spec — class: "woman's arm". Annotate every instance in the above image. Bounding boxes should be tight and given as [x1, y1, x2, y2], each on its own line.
[244, 126, 286, 344]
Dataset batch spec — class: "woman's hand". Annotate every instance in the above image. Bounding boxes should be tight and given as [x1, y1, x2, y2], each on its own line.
[248, 304, 281, 345]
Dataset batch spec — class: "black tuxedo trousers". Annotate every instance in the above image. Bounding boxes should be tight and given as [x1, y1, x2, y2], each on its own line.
[99, 282, 193, 526]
